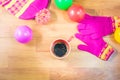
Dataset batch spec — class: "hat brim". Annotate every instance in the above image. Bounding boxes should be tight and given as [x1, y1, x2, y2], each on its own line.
[19, 0, 49, 20]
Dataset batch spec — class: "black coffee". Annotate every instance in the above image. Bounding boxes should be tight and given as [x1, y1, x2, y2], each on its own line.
[53, 43, 67, 57]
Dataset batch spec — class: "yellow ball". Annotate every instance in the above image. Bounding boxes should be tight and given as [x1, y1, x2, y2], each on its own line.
[114, 28, 120, 43]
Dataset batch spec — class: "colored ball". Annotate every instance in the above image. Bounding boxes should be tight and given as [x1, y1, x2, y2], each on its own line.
[54, 0, 73, 10]
[114, 28, 120, 43]
[14, 25, 33, 44]
[68, 5, 85, 22]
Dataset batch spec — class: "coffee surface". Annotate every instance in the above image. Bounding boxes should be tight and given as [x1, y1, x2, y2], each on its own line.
[54, 43, 67, 57]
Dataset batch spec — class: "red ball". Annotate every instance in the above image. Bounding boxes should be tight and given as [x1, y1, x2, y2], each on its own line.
[68, 5, 85, 22]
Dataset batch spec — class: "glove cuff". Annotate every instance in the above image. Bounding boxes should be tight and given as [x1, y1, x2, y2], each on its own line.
[0, 0, 11, 6]
[113, 16, 120, 30]
[99, 44, 114, 61]
[103, 17, 115, 35]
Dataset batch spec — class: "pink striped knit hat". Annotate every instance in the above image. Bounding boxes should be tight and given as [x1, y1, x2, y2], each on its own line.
[0, 0, 49, 20]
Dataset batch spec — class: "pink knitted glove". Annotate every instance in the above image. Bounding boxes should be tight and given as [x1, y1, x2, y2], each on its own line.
[75, 14, 115, 60]
[79, 14, 115, 39]
[75, 33, 114, 61]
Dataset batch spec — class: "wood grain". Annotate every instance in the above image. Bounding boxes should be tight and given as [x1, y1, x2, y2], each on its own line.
[0, 0, 120, 80]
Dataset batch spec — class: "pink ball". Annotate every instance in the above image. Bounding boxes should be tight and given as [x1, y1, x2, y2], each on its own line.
[14, 25, 33, 44]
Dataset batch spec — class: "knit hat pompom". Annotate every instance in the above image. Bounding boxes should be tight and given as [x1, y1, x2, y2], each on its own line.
[35, 8, 51, 24]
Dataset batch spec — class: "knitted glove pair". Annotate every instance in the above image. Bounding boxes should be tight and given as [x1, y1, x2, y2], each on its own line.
[75, 14, 116, 61]
[0, 0, 49, 19]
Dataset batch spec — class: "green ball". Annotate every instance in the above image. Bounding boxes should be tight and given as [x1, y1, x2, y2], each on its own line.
[54, 0, 73, 10]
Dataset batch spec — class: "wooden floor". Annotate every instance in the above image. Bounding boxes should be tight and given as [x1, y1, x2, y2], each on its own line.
[0, 0, 120, 80]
